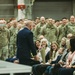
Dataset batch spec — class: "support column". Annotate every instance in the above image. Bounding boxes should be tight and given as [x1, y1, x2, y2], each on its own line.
[24, 0, 35, 19]
[25, 5, 32, 19]
[17, 0, 25, 20]
[73, 0, 75, 16]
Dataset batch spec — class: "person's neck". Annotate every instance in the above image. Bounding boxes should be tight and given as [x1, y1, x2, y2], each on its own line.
[25, 26, 31, 30]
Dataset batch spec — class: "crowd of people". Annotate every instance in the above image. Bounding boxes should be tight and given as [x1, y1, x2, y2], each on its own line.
[0, 15, 75, 75]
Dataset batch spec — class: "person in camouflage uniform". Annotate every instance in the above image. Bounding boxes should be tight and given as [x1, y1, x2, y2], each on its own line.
[35, 17, 40, 25]
[58, 17, 68, 43]
[35, 16, 46, 39]
[9, 20, 18, 58]
[31, 21, 36, 41]
[41, 18, 58, 43]
[65, 15, 75, 36]
[0, 19, 10, 60]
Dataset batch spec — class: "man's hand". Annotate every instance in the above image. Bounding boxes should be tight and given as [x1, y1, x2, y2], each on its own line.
[34, 55, 40, 61]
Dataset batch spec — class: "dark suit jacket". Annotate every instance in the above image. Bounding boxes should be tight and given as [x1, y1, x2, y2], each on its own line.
[16, 28, 37, 64]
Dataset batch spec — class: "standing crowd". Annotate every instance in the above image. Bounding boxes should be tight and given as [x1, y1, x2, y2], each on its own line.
[0, 15, 75, 75]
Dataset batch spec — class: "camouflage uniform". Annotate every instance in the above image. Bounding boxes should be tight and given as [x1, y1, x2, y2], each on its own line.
[58, 24, 66, 43]
[65, 22, 75, 35]
[0, 27, 9, 60]
[35, 22, 46, 39]
[9, 26, 18, 57]
[31, 28, 36, 41]
[41, 23, 58, 43]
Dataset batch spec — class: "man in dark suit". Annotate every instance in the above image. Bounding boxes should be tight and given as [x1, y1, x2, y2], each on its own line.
[16, 20, 40, 66]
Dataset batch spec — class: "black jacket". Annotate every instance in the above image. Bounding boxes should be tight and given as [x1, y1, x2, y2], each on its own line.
[16, 28, 37, 62]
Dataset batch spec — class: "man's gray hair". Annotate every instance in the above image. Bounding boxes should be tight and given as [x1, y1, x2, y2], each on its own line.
[25, 20, 32, 26]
